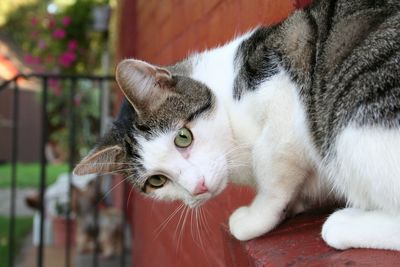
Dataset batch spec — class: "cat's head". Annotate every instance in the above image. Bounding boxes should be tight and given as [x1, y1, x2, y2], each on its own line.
[74, 59, 233, 207]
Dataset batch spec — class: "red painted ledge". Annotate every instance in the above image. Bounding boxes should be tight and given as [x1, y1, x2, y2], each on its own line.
[222, 212, 400, 266]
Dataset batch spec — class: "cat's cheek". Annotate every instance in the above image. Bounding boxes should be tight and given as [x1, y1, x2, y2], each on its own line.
[147, 184, 183, 202]
[208, 158, 230, 196]
[211, 175, 228, 196]
[176, 145, 192, 159]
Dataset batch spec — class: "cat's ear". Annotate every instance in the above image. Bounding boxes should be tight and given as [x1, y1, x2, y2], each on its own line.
[73, 145, 125, 176]
[115, 59, 175, 115]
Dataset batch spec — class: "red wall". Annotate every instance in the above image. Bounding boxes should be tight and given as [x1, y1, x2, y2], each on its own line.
[115, 1, 310, 266]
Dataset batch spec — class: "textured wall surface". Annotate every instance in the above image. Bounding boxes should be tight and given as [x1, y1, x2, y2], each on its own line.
[115, 1, 309, 266]
[0, 89, 41, 163]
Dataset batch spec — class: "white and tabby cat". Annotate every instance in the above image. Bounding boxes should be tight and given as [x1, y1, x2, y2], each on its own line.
[75, 0, 400, 250]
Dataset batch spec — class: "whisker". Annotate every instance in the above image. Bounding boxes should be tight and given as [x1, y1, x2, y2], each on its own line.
[174, 205, 187, 248]
[201, 207, 212, 237]
[227, 162, 252, 168]
[190, 208, 195, 243]
[126, 186, 135, 207]
[74, 162, 136, 166]
[100, 173, 137, 202]
[197, 207, 206, 251]
[175, 206, 187, 252]
[153, 203, 185, 240]
[177, 206, 190, 251]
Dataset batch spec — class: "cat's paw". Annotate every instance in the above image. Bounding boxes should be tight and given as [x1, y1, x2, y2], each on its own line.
[229, 206, 277, 241]
[321, 208, 363, 250]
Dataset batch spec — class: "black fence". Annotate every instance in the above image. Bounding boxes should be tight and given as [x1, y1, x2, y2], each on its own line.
[0, 74, 130, 267]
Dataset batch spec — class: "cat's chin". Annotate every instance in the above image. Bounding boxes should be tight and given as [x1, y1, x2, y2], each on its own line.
[186, 193, 213, 208]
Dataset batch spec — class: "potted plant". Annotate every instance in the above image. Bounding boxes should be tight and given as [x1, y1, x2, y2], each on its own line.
[52, 200, 77, 247]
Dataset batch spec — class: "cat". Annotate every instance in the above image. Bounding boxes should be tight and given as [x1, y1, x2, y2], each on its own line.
[74, 0, 400, 251]
[72, 180, 123, 258]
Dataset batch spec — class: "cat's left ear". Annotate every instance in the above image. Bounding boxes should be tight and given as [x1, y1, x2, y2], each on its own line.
[115, 59, 175, 115]
[73, 145, 125, 176]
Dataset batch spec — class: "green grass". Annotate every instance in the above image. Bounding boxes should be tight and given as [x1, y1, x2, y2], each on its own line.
[0, 216, 33, 267]
[0, 163, 69, 188]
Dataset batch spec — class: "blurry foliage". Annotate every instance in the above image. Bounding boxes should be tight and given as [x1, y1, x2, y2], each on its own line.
[2, 0, 112, 160]
[4, 0, 108, 74]
[0, 0, 37, 26]
[47, 79, 101, 158]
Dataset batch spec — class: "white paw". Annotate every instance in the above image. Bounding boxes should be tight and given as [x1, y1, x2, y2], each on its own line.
[229, 206, 278, 241]
[322, 208, 362, 250]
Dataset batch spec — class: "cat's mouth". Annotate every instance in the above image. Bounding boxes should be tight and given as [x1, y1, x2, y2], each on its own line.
[187, 193, 212, 208]
[187, 176, 228, 208]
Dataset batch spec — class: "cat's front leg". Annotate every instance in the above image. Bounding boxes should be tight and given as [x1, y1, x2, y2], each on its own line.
[229, 140, 310, 241]
[229, 190, 288, 241]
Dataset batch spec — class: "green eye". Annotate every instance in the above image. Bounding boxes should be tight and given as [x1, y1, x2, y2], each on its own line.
[146, 175, 168, 188]
[174, 127, 193, 148]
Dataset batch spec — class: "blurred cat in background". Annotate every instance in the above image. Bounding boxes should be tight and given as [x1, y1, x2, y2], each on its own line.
[72, 180, 123, 258]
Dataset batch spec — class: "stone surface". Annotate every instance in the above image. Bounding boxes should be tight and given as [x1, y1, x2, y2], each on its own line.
[0, 188, 36, 216]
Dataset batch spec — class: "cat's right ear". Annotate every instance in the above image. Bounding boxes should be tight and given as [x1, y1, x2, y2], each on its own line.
[115, 59, 175, 116]
[73, 145, 125, 176]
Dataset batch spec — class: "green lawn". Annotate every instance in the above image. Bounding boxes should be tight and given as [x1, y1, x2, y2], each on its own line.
[0, 163, 69, 188]
[0, 216, 33, 267]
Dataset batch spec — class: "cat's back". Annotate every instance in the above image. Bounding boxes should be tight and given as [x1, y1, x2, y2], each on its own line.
[304, 0, 400, 153]
[312, 0, 400, 74]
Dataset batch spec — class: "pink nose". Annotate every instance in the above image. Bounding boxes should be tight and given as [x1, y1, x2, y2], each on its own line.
[193, 179, 208, 195]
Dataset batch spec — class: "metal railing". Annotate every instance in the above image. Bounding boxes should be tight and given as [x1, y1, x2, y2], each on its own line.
[0, 73, 129, 267]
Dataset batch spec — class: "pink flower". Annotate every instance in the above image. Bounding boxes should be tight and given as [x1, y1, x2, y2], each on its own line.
[49, 79, 58, 87]
[67, 40, 78, 51]
[48, 17, 56, 29]
[31, 18, 39, 26]
[24, 54, 41, 65]
[53, 28, 66, 39]
[53, 87, 62, 96]
[31, 31, 39, 39]
[62, 16, 72, 27]
[38, 40, 47, 50]
[45, 55, 54, 65]
[59, 51, 76, 68]
[35, 65, 45, 72]
[74, 95, 81, 106]
[49, 79, 61, 96]
[32, 56, 41, 65]
[24, 54, 34, 64]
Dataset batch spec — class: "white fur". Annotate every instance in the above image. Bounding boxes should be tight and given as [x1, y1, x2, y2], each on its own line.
[319, 126, 400, 250]
[326, 126, 400, 212]
[322, 208, 400, 250]
[138, 100, 232, 208]
[137, 33, 400, 251]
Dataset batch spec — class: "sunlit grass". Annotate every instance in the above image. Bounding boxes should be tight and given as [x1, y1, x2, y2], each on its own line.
[0, 216, 33, 267]
[0, 163, 69, 188]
